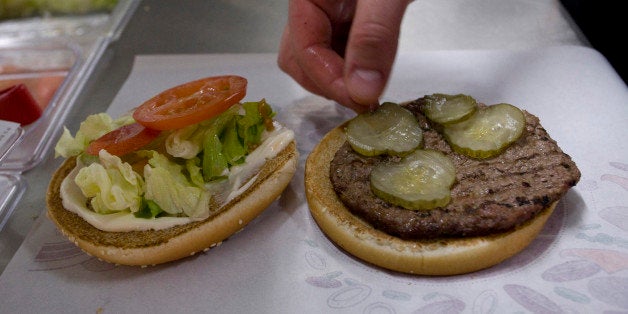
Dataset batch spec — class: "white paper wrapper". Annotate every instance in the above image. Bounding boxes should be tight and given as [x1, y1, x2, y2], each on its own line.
[1, 47, 627, 313]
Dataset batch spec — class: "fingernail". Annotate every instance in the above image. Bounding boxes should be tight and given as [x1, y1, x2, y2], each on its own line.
[348, 68, 383, 105]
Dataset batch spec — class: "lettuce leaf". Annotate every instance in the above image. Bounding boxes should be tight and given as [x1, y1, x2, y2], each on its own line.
[238, 100, 274, 149]
[74, 150, 144, 214]
[133, 199, 164, 219]
[222, 117, 247, 166]
[54, 113, 134, 158]
[185, 157, 205, 187]
[143, 151, 212, 218]
[200, 100, 274, 182]
[63, 99, 276, 220]
[165, 123, 205, 159]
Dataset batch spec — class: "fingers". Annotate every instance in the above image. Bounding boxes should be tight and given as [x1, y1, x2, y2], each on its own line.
[278, 0, 368, 112]
[278, 25, 325, 97]
[277, 0, 410, 112]
[344, 0, 411, 106]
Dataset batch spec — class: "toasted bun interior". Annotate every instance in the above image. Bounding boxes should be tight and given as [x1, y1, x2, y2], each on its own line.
[47, 141, 298, 266]
[305, 126, 555, 275]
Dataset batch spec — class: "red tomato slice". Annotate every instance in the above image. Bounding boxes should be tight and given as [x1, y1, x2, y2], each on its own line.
[0, 84, 42, 125]
[133, 75, 247, 130]
[86, 123, 161, 156]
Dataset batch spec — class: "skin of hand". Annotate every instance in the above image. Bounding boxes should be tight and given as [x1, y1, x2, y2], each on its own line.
[277, 0, 412, 112]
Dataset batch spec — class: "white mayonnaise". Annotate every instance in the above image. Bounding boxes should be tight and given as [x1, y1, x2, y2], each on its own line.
[60, 124, 295, 232]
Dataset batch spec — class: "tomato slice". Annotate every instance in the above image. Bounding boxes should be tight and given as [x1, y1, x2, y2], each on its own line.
[86, 123, 161, 156]
[133, 75, 247, 130]
[0, 84, 42, 125]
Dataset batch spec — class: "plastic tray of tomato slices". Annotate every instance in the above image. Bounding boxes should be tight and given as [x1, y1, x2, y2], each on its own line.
[0, 1, 138, 230]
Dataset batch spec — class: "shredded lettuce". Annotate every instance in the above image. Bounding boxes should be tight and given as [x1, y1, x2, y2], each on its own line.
[185, 157, 205, 187]
[202, 133, 228, 181]
[143, 151, 212, 218]
[54, 113, 134, 158]
[133, 199, 164, 219]
[1, 0, 118, 19]
[74, 150, 144, 214]
[238, 100, 274, 149]
[200, 100, 273, 181]
[222, 118, 247, 166]
[60, 100, 276, 220]
[165, 123, 205, 159]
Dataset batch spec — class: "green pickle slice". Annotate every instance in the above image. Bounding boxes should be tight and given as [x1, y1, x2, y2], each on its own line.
[420, 93, 478, 125]
[443, 103, 525, 159]
[346, 102, 423, 156]
[370, 149, 456, 210]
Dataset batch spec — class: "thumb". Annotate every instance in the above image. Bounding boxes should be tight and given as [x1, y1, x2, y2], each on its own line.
[344, 0, 411, 107]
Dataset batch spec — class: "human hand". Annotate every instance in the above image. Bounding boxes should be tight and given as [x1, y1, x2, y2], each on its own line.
[278, 0, 412, 112]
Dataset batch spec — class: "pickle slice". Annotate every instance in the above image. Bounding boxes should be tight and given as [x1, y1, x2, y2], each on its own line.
[420, 93, 478, 125]
[370, 149, 456, 210]
[346, 102, 423, 156]
[443, 103, 525, 159]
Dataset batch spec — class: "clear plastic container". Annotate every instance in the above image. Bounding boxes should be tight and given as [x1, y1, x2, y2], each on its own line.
[0, 0, 138, 231]
[0, 40, 82, 171]
[0, 173, 25, 230]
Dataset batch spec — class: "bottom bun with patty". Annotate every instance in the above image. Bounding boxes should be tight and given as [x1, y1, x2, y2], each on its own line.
[305, 96, 580, 276]
[305, 127, 554, 275]
[47, 141, 297, 266]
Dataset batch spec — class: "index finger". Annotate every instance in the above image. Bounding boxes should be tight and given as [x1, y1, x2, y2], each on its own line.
[288, 0, 364, 111]
[344, 0, 411, 105]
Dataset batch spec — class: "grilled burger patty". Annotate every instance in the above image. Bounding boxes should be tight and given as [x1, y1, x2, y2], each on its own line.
[330, 99, 581, 239]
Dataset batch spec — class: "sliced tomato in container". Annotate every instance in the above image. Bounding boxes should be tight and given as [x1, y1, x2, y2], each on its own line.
[133, 75, 247, 130]
[86, 123, 161, 156]
[0, 84, 42, 125]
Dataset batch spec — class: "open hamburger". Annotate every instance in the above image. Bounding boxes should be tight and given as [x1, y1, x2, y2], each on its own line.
[305, 94, 580, 275]
[47, 75, 298, 266]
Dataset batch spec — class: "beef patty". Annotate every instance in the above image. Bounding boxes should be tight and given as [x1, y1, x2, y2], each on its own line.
[330, 99, 581, 239]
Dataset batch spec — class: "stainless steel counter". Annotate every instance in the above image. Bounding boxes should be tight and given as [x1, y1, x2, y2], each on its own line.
[0, 0, 585, 274]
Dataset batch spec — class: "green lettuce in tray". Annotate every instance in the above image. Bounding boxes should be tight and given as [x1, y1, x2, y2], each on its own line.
[1, 0, 118, 20]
